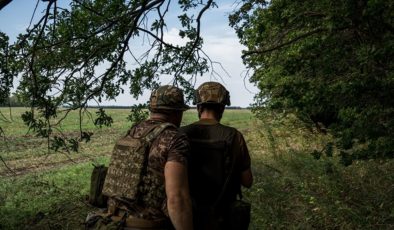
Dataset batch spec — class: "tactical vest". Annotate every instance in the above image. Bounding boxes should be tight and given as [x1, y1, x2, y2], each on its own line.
[181, 122, 238, 209]
[102, 122, 174, 203]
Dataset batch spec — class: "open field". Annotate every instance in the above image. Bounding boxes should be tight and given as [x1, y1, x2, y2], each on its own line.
[0, 108, 393, 229]
[0, 108, 253, 176]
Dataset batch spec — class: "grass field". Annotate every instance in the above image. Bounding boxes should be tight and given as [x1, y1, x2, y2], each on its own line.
[0, 107, 393, 229]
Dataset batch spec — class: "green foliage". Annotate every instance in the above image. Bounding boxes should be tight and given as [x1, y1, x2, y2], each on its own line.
[0, 32, 18, 106]
[126, 104, 149, 124]
[230, 0, 394, 163]
[21, 110, 52, 137]
[94, 108, 113, 128]
[0, 108, 128, 168]
[0, 94, 27, 107]
[51, 135, 79, 152]
[1, 0, 217, 152]
[1, 110, 393, 229]
[0, 158, 108, 229]
[245, 115, 394, 229]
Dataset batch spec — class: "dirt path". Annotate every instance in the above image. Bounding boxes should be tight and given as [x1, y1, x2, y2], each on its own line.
[0, 152, 111, 177]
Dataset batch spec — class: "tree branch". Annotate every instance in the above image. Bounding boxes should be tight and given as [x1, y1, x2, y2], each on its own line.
[137, 27, 180, 50]
[0, 0, 11, 11]
[174, 0, 213, 80]
[83, 0, 158, 104]
[242, 28, 327, 58]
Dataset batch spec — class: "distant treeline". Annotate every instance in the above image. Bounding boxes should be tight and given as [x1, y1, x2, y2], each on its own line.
[0, 100, 249, 110]
[0, 96, 27, 107]
[84, 106, 249, 110]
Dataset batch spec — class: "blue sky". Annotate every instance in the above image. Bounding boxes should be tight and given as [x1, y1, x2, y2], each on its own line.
[0, 0, 257, 107]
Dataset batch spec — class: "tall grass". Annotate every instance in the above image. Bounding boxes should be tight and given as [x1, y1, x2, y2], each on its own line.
[0, 156, 108, 229]
[245, 115, 394, 229]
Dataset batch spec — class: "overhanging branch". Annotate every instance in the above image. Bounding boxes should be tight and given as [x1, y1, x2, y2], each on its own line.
[0, 0, 11, 10]
[174, 0, 213, 80]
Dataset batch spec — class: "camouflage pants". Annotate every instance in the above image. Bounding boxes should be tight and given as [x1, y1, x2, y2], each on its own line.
[85, 212, 172, 230]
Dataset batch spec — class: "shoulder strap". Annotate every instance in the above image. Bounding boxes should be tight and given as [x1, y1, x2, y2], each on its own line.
[128, 121, 175, 140]
[144, 122, 176, 143]
[136, 122, 176, 202]
[140, 122, 176, 175]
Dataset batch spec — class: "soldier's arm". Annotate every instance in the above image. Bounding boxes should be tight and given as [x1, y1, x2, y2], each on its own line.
[241, 168, 253, 188]
[164, 161, 193, 230]
[237, 131, 253, 188]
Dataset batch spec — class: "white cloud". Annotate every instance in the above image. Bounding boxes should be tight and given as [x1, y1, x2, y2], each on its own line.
[107, 30, 258, 107]
[163, 27, 188, 46]
[194, 33, 257, 107]
[153, 25, 258, 107]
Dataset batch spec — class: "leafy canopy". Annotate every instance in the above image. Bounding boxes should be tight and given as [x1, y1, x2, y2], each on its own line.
[230, 0, 394, 164]
[0, 0, 216, 152]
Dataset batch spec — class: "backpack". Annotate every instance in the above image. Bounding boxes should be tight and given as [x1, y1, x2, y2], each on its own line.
[186, 126, 237, 214]
[102, 122, 174, 201]
[183, 123, 251, 230]
[189, 138, 234, 206]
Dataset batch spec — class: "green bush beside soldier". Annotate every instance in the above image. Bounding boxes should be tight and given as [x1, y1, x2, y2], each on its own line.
[86, 85, 193, 230]
[181, 82, 253, 230]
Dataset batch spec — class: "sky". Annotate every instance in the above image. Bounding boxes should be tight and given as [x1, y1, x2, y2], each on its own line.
[0, 0, 257, 107]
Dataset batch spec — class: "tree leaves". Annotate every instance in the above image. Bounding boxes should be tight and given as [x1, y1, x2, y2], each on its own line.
[1, 0, 217, 153]
[94, 108, 113, 128]
[231, 0, 394, 164]
[127, 104, 148, 124]
[0, 32, 18, 106]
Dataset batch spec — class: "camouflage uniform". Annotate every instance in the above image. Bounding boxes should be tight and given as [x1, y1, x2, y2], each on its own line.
[88, 85, 190, 230]
[193, 81, 231, 106]
[149, 85, 190, 112]
[109, 119, 190, 220]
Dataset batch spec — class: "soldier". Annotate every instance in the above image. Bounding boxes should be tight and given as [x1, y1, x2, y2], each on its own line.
[181, 82, 253, 230]
[87, 85, 193, 230]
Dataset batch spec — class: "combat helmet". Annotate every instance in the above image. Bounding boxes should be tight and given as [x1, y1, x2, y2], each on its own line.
[194, 82, 231, 106]
[149, 85, 190, 111]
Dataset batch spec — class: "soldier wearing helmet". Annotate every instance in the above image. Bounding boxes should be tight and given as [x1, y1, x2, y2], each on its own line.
[87, 85, 193, 230]
[181, 82, 253, 230]
[136, 85, 192, 229]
